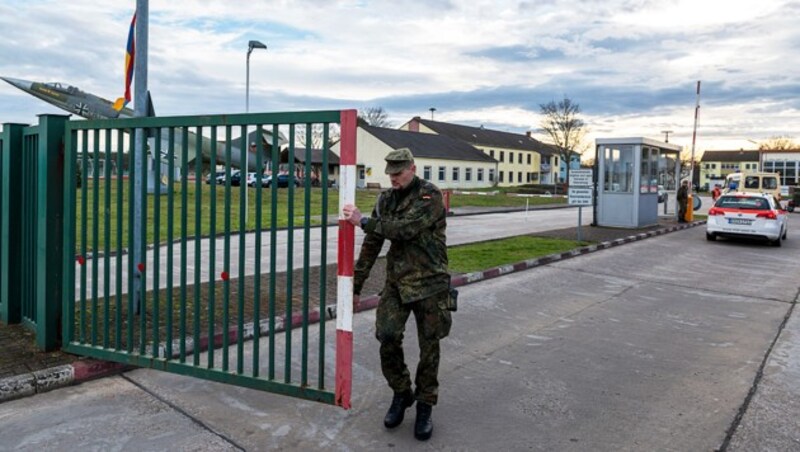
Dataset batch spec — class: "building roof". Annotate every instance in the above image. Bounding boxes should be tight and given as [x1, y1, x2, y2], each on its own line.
[363, 124, 497, 163]
[700, 150, 760, 162]
[414, 118, 557, 155]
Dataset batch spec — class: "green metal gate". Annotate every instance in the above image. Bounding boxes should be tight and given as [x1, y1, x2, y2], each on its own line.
[62, 110, 354, 405]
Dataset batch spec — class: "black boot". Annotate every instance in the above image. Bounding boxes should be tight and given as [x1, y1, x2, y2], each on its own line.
[414, 402, 433, 441]
[384, 390, 414, 429]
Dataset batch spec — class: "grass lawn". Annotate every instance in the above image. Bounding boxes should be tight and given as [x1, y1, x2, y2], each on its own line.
[73, 180, 565, 252]
[448, 235, 590, 274]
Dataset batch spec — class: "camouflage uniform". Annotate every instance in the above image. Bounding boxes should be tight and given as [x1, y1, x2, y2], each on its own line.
[353, 175, 451, 405]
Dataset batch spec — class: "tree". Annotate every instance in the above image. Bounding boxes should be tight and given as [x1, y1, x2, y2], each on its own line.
[358, 107, 392, 127]
[538, 97, 588, 186]
[295, 123, 340, 149]
[757, 135, 798, 151]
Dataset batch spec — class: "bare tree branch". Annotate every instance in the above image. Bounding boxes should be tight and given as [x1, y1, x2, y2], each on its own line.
[538, 96, 588, 183]
[358, 107, 392, 127]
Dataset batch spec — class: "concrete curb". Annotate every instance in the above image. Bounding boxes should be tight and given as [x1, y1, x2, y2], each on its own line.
[0, 219, 705, 404]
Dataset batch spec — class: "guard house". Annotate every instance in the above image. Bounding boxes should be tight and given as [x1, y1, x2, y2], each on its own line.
[594, 137, 682, 228]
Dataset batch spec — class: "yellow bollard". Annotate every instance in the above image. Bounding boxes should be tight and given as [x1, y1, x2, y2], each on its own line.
[685, 194, 694, 222]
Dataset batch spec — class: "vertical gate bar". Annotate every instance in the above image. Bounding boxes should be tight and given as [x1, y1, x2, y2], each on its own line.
[166, 128, 175, 359]
[318, 123, 330, 389]
[179, 127, 188, 362]
[63, 127, 77, 346]
[126, 129, 135, 352]
[268, 124, 279, 380]
[103, 129, 112, 348]
[285, 124, 295, 383]
[252, 124, 264, 377]
[222, 126, 232, 372]
[115, 130, 124, 350]
[152, 128, 162, 357]
[301, 124, 312, 386]
[79, 131, 88, 343]
[193, 126, 203, 366]
[22, 137, 31, 323]
[91, 129, 100, 346]
[207, 126, 217, 369]
[237, 126, 247, 375]
[139, 124, 148, 356]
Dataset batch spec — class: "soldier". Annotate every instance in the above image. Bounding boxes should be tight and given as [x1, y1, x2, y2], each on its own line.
[342, 147, 452, 441]
[677, 180, 689, 223]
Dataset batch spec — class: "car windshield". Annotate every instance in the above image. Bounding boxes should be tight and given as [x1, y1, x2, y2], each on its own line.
[717, 196, 770, 210]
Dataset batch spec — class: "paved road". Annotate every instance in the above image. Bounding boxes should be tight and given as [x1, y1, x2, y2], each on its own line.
[77, 206, 594, 296]
[5, 222, 800, 450]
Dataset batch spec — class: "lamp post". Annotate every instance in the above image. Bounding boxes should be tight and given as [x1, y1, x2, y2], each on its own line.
[245, 39, 267, 223]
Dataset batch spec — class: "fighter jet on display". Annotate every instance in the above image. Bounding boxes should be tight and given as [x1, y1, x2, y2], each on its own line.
[1, 76, 284, 170]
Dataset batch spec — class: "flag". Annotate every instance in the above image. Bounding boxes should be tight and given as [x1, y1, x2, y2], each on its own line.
[113, 12, 136, 111]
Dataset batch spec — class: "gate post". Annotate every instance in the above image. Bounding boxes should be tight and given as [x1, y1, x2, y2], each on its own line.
[35, 114, 68, 350]
[0, 123, 27, 324]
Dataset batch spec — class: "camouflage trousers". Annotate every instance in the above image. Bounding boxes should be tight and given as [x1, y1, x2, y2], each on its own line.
[375, 284, 452, 406]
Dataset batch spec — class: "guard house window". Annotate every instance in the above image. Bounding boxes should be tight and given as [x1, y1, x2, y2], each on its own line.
[603, 145, 634, 193]
[500, 151, 504, 162]
[438, 166, 446, 182]
[477, 168, 484, 181]
[423, 165, 432, 180]
[465, 167, 472, 181]
[489, 168, 495, 182]
[452, 167, 460, 181]
[640, 147, 658, 193]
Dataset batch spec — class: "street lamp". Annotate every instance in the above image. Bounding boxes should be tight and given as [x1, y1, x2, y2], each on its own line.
[245, 39, 267, 223]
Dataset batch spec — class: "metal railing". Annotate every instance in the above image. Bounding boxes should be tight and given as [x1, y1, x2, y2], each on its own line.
[62, 110, 353, 404]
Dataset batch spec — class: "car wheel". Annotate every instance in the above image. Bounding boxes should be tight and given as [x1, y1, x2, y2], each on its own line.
[788, 205, 795, 213]
[706, 232, 716, 241]
[772, 237, 782, 247]
[782, 227, 787, 240]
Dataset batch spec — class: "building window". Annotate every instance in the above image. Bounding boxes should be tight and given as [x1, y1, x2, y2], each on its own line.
[452, 167, 460, 181]
[438, 166, 446, 182]
[477, 168, 484, 181]
[527, 172, 531, 183]
[527, 154, 531, 165]
[499, 171, 504, 183]
[423, 166, 432, 180]
[465, 167, 472, 181]
[359, 168, 365, 180]
[518, 153, 523, 164]
[489, 168, 495, 182]
[518, 172, 523, 183]
[509, 152, 514, 163]
[489, 150, 495, 158]
[500, 151, 504, 162]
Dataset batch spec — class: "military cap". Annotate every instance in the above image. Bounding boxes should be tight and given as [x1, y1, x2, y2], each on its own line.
[384, 147, 414, 174]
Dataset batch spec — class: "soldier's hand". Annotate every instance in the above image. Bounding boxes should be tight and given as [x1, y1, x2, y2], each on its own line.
[342, 204, 362, 226]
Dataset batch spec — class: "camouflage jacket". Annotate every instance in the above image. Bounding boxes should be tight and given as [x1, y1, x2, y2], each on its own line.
[353, 176, 450, 303]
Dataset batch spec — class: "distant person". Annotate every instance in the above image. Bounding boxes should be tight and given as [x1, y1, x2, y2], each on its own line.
[677, 180, 689, 223]
[342, 148, 453, 441]
[711, 184, 721, 203]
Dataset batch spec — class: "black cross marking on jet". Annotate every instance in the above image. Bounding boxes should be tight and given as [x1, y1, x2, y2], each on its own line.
[74, 102, 89, 116]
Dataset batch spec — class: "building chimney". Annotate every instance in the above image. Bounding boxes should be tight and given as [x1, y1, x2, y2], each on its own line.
[409, 116, 420, 132]
[526, 131, 532, 138]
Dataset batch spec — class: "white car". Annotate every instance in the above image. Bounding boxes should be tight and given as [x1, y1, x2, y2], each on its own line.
[706, 192, 788, 246]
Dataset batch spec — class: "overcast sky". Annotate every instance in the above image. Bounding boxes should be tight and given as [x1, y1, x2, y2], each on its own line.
[1, 0, 798, 155]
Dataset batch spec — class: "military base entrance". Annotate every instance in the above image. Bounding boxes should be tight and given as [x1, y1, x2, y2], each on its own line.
[0, 110, 359, 408]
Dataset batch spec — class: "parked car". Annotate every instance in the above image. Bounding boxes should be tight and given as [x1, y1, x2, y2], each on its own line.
[265, 173, 300, 188]
[206, 171, 225, 185]
[248, 173, 271, 187]
[706, 192, 788, 246]
[229, 170, 243, 186]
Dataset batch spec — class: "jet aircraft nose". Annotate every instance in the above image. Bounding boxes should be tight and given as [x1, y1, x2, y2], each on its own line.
[1, 77, 34, 91]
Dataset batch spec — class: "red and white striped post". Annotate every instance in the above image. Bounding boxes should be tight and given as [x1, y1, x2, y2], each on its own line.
[335, 109, 357, 409]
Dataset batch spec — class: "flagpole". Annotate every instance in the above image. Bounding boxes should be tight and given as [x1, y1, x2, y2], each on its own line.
[133, 0, 148, 312]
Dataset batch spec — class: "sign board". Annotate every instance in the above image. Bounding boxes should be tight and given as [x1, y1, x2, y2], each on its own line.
[568, 187, 593, 205]
[569, 169, 593, 187]
[569, 169, 593, 205]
